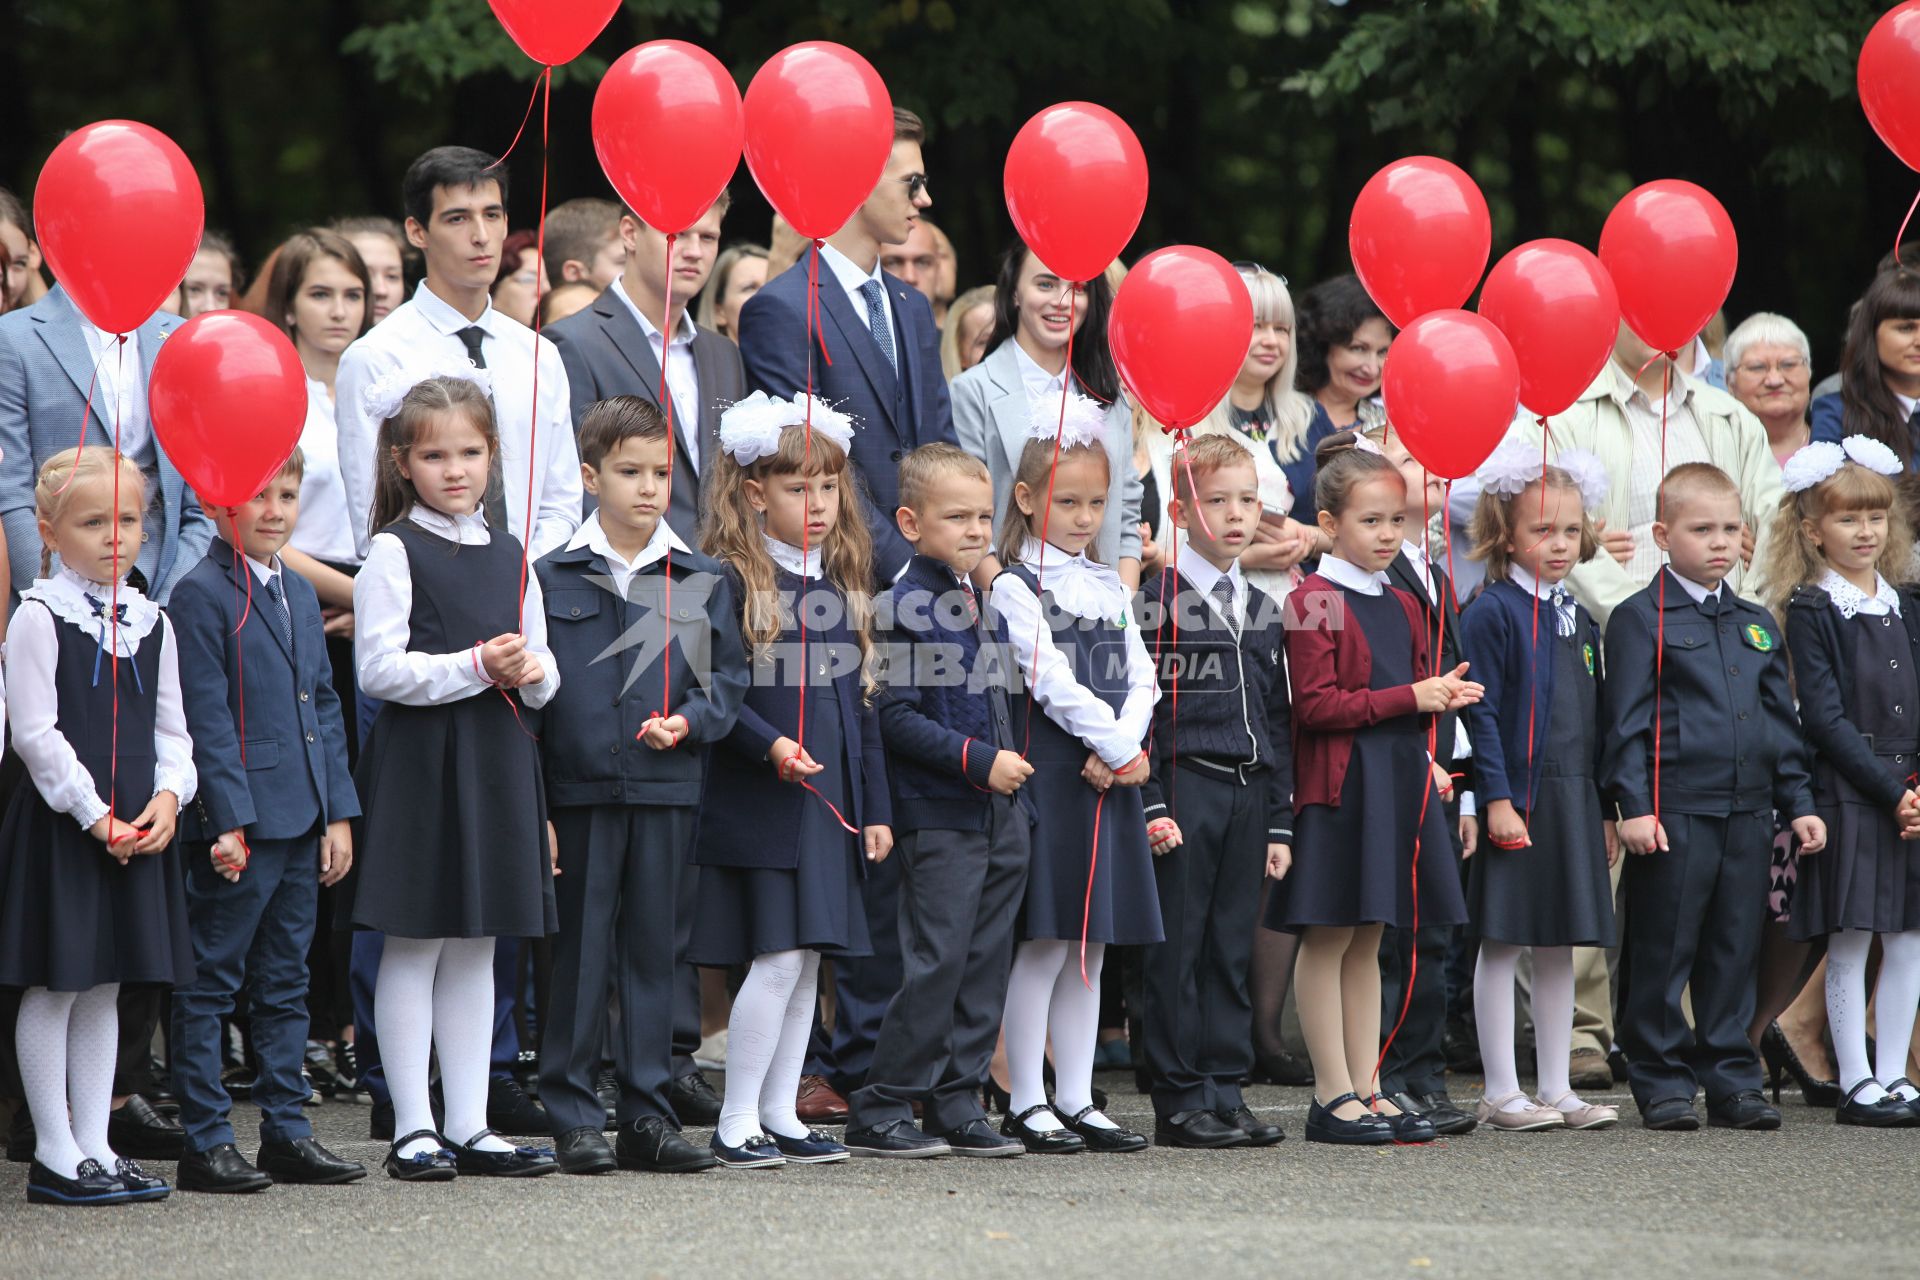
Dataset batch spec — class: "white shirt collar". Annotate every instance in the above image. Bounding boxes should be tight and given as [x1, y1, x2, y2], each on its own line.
[763, 533, 823, 580]
[410, 279, 499, 339]
[1898, 392, 1919, 423]
[1507, 564, 1570, 601]
[1174, 532, 1244, 603]
[818, 242, 884, 297]
[1610, 357, 1695, 411]
[609, 275, 696, 348]
[1318, 552, 1388, 596]
[1819, 567, 1901, 619]
[1018, 537, 1129, 621]
[1667, 568, 1722, 606]
[567, 510, 689, 574]
[1013, 340, 1071, 401]
[21, 566, 161, 651]
[236, 544, 283, 587]
[408, 502, 489, 539]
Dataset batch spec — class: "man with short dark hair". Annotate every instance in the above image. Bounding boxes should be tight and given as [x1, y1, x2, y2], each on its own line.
[543, 198, 626, 291]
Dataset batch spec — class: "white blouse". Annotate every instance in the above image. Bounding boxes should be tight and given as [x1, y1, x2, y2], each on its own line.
[6, 568, 196, 829]
[290, 378, 361, 566]
[353, 504, 559, 709]
[990, 539, 1159, 769]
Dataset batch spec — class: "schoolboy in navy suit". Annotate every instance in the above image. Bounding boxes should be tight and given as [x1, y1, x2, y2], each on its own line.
[535, 396, 749, 1175]
[168, 450, 366, 1192]
[844, 444, 1033, 1158]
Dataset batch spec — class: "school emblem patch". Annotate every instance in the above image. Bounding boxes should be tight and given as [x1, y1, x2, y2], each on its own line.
[1743, 623, 1775, 652]
[1582, 642, 1596, 676]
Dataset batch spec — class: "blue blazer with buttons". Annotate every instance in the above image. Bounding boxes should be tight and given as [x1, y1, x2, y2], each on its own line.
[534, 540, 749, 808]
[170, 539, 359, 842]
[1782, 582, 1920, 810]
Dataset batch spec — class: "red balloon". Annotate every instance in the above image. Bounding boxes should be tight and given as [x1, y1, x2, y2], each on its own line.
[1003, 103, 1149, 284]
[1349, 157, 1491, 328]
[34, 121, 204, 335]
[1598, 180, 1737, 356]
[1109, 247, 1253, 432]
[489, 0, 621, 66]
[743, 43, 894, 240]
[1382, 310, 1520, 481]
[149, 312, 308, 508]
[594, 42, 743, 235]
[1861, 0, 1920, 171]
[1478, 240, 1621, 419]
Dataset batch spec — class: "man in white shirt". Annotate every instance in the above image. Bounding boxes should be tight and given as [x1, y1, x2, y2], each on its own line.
[334, 146, 582, 565]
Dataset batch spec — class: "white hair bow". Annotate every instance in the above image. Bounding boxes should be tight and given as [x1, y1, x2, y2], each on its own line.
[1477, 439, 1609, 509]
[718, 390, 857, 468]
[1781, 435, 1902, 494]
[1028, 390, 1107, 451]
[362, 361, 493, 423]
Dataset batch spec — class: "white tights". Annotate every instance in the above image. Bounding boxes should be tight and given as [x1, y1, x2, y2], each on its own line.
[15, 984, 120, 1178]
[715, 949, 821, 1148]
[1827, 928, 1920, 1104]
[1003, 940, 1114, 1132]
[375, 936, 509, 1157]
[1475, 942, 1581, 1111]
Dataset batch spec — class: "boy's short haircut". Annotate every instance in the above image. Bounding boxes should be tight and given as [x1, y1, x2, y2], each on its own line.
[275, 445, 307, 483]
[621, 188, 732, 233]
[1656, 461, 1740, 522]
[579, 395, 669, 469]
[542, 198, 622, 283]
[402, 146, 505, 228]
[898, 442, 990, 514]
[1171, 433, 1257, 503]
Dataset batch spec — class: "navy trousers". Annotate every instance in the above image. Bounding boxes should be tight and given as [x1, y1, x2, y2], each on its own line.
[170, 835, 319, 1153]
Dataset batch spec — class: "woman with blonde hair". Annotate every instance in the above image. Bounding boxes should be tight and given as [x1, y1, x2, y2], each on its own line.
[940, 284, 995, 382]
[697, 243, 770, 345]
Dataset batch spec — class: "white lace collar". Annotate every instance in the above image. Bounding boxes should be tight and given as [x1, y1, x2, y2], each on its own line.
[1819, 568, 1901, 619]
[1317, 552, 1388, 597]
[763, 533, 823, 580]
[1019, 538, 1129, 622]
[21, 566, 161, 653]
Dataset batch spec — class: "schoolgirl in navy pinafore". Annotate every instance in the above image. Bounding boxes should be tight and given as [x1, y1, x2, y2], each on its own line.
[0, 572, 196, 991]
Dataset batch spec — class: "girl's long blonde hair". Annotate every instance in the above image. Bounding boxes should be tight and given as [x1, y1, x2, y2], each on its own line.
[35, 447, 148, 576]
[1762, 461, 1911, 614]
[700, 425, 878, 694]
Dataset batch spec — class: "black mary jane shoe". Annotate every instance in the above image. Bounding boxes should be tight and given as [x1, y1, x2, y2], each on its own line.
[26, 1158, 128, 1206]
[1000, 1104, 1086, 1154]
[1365, 1095, 1438, 1144]
[1303, 1093, 1394, 1147]
[1886, 1078, 1920, 1124]
[384, 1130, 457, 1182]
[1837, 1080, 1920, 1128]
[1062, 1105, 1148, 1153]
[449, 1128, 559, 1177]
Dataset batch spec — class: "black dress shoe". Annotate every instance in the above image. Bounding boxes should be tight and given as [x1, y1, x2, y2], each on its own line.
[7, 1105, 33, 1163]
[1836, 1079, 1920, 1128]
[1441, 1021, 1483, 1073]
[257, 1136, 368, 1184]
[1400, 1090, 1477, 1136]
[111, 1157, 171, 1201]
[936, 1117, 1022, 1157]
[618, 1116, 718, 1173]
[1218, 1104, 1285, 1147]
[1000, 1104, 1085, 1154]
[669, 1070, 724, 1127]
[1154, 1109, 1251, 1149]
[450, 1128, 558, 1177]
[1062, 1105, 1148, 1153]
[27, 1158, 128, 1206]
[176, 1143, 273, 1194]
[486, 1076, 553, 1137]
[384, 1130, 456, 1182]
[554, 1125, 617, 1174]
[596, 1067, 619, 1130]
[845, 1118, 952, 1158]
[1303, 1092, 1393, 1146]
[1248, 1050, 1315, 1087]
[370, 1100, 395, 1142]
[1707, 1089, 1782, 1131]
[107, 1095, 185, 1161]
[1640, 1097, 1701, 1131]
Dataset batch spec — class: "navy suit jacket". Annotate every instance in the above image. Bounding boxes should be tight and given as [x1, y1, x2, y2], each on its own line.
[170, 540, 360, 842]
[737, 257, 955, 582]
[0, 286, 215, 605]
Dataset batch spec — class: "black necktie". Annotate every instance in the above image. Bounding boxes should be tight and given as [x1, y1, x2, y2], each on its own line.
[265, 574, 294, 652]
[456, 326, 510, 534]
[1697, 590, 1720, 617]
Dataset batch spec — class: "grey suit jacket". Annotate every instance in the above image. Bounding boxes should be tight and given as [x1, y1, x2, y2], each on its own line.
[950, 340, 1143, 569]
[0, 287, 214, 605]
[546, 288, 745, 547]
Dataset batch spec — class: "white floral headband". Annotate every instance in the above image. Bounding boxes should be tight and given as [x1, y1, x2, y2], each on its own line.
[1780, 435, 1903, 494]
[718, 390, 856, 468]
[1477, 439, 1610, 510]
[362, 362, 493, 423]
[1028, 390, 1107, 451]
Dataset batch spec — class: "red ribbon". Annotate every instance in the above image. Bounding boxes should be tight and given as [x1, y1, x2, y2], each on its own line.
[1895, 186, 1919, 274]
[644, 231, 679, 738]
[1017, 285, 1079, 760]
[1630, 349, 1680, 826]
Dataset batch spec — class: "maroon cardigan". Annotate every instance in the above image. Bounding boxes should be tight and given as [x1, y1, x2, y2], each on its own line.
[1282, 573, 1431, 808]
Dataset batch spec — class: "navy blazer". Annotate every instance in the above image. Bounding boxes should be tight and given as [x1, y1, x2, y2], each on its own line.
[1783, 583, 1920, 810]
[535, 539, 750, 808]
[736, 257, 956, 582]
[1600, 568, 1814, 821]
[1459, 578, 1604, 811]
[170, 540, 359, 842]
[694, 571, 892, 869]
[0, 286, 215, 604]
[1386, 550, 1468, 777]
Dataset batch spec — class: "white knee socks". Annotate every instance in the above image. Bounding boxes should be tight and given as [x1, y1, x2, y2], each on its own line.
[1875, 930, 1920, 1099]
[1827, 929, 1883, 1102]
[1474, 942, 1527, 1111]
[376, 936, 510, 1158]
[759, 952, 822, 1140]
[717, 950, 808, 1148]
[16, 987, 83, 1177]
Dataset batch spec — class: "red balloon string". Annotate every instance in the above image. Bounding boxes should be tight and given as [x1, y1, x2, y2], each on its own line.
[1630, 349, 1678, 824]
[1017, 285, 1078, 760]
[488, 67, 548, 173]
[1520, 419, 1551, 827]
[218, 509, 253, 873]
[1896, 186, 1920, 274]
[54, 335, 119, 500]
[1172, 433, 1219, 542]
[651, 232, 678, 733]
[512, 65, 553, 633]
[1080, 786, 1108, 987]
[106, 340, 126, 851]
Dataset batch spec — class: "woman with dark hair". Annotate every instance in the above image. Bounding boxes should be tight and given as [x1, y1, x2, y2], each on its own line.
[1294, 274, 1392, 498]
[490, 228, 547, 328]
[0, 186, 47, 310]
[951, 239, 1144, 587]
[1811, 267, 1920, 464]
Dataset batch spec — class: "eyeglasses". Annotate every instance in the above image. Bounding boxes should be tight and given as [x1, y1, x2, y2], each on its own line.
[1733, 357, 1809, 377]
[1231, 260, 1289, 287]
[903, 173, 929, 199]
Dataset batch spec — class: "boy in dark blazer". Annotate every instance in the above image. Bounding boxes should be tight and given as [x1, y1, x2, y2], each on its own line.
[1601, 463, 1824, 1132]
[843, 444, 1033, 1158]
[1138, 436, 1293, 1150]
[534, 396, 749, 1175]
[167, 450, 365, 1192]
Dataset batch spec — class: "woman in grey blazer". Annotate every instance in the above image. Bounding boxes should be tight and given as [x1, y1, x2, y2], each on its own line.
[952, 241, 1143, 589]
